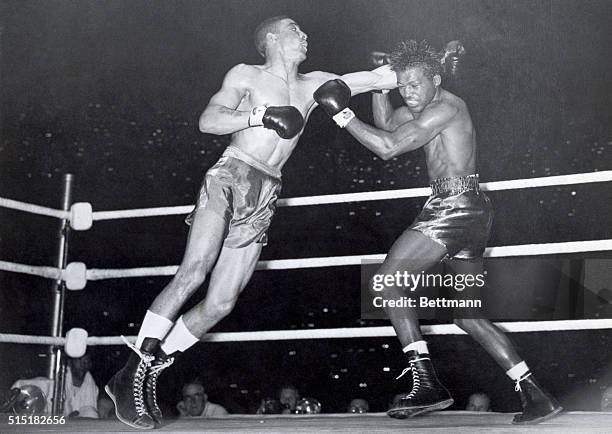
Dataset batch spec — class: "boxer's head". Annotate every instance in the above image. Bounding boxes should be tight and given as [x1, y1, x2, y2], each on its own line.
[389, 40, 443, 113]
[254, 16, 308, 61]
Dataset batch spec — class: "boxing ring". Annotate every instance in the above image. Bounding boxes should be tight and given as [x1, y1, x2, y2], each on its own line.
[1, 169, 612, 432]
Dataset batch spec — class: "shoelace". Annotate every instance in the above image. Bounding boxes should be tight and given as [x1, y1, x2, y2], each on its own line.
[395, 357, 428, 399]
[146, 357, 175, 414]
[122, 336, 155, 417]
[514, 372, 533, 392]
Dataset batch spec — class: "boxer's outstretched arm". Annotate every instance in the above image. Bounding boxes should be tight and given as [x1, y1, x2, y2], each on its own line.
[346, 100, 457, 160]
[341, 64, 397, 95]
[199, 64, 251, 135]
[308, 65, 396, 96]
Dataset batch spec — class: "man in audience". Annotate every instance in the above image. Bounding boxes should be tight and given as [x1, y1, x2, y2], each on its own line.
[176, 380, 228, 418]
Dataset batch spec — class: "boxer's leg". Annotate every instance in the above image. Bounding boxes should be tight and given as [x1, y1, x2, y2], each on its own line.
[372, 229, 446, 347]
[106, 207, 228, 429]
[148, 207, 228, 320]
[449, 259, 562, 424]
[178, 241, 262, 341]
[373, 229, 454, 419]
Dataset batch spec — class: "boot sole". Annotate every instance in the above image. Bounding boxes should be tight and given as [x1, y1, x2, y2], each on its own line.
[387, 398, 454, 419]
[512, 405, 563, 425]
[105, 384, 155, 430]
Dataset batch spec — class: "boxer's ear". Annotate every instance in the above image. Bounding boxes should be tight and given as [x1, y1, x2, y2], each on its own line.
[266, 32, 278, 44]
[433, 74, 442, 87]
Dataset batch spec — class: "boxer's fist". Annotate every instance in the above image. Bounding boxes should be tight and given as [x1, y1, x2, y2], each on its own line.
[369, 51, 392, 94]
[442, 40, 466, 63]
[314, 79, 356, 128]
[313, 79, 351, 117]
[441, 40, 465, 77]
[369, 51, 391, 68]
[249, 105, 304, 139]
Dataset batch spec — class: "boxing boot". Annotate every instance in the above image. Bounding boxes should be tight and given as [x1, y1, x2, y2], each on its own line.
[144, 348, 174, 425]
[105, 337, 156, 429]
[512, 373, 562, 424]
[387, 351, 454, 419]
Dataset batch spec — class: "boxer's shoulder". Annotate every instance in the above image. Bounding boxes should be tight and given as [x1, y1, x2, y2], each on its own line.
[299, 71, 340, 92]
[219, 64, 268, 92]
[224, 63, 262, 81]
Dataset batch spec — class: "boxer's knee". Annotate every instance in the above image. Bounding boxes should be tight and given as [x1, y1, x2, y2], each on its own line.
[172, 257, 214, 297]
[206, 297, 238, 321]
[454, 318, 486, 334]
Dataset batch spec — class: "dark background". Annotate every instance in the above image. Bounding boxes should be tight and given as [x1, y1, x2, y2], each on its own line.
[1, 0, 611, 414]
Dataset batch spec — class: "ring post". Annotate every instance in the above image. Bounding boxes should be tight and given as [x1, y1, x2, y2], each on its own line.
[48, 173, 73, 415]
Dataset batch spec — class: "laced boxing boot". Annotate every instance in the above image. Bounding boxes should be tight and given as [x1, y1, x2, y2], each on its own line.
[105, 337, 156, 429]
[512, 372, 562, 424]
[387, 351, 454, 419]
[144, 348, 175, 425]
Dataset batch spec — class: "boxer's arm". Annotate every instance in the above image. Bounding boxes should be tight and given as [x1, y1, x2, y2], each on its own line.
[345, 101, 457, 160]
[373, 96, 413, 131]
[340, 64, 397, 95]
[307, 65, 396, 97]
[198, 64, 251, 135]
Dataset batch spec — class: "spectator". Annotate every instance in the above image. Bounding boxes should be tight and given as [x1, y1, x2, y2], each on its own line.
[601, 386, 612, 412]
[347, 398, 369, 414]
[466, 392, 492, 412]
[256, 397, 282, 414]
[278, 385, 300, 414]
[11, 353, 99, 418]
[176, 380, 228, 418]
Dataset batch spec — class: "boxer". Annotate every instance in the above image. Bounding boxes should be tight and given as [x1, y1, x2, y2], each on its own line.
[105, 16, 397, 429]
[314, 40, 562, 424]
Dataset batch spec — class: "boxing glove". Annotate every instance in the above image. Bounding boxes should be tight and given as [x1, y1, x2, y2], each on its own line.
[313, 79, 355, 128]
[369, 51, 390, 68]
[369, 51, 391, 94]
[249, 105, 304, 139]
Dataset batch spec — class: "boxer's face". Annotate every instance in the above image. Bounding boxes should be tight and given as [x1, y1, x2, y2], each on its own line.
[275, 19, 308, 61]
[397, 66, 440, 113]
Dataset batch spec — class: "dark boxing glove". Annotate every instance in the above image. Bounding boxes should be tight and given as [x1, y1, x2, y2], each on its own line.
[313, 79, 355, 128]
[249, 105, 304, 139]
[441, 40, 465, 77]
[369, 51, 391, 68]
[369, 51, 391, 94]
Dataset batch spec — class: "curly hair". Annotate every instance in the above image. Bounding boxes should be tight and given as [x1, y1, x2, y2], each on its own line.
[389, 40, 443, 80]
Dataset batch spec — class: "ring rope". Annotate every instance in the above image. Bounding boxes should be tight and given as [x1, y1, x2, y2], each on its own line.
[1, 319, 611, 346]
[0, 260, 62, 280]
[1, 239, 610, 281]
[78, 239, 612, 277]
[1, 170, 610, 220]
[0, 197, 69, 220]
[93, 170, 612, 219]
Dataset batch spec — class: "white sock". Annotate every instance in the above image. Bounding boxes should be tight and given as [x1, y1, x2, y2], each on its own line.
[135, 310, 174, 348]
[402, 340, 429, 355]
[506, 361, 530, 380]
[160, 316, 199, 355]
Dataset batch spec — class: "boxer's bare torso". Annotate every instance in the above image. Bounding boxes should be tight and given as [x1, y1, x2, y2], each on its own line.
[385, 86, 477, 181]
[198, 18, 395, 170]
